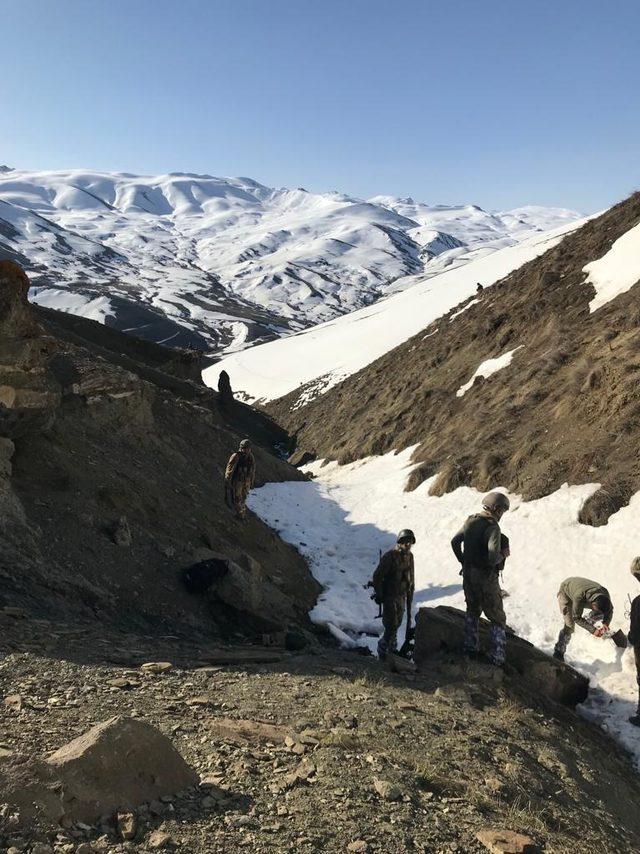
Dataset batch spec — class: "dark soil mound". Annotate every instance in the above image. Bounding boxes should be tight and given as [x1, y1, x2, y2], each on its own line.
[269, 193, 640, 523]
[0, 261, 319, 640]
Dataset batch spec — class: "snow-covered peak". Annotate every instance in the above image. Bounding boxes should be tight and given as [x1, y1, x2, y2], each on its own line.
[0, 169, 580, 353]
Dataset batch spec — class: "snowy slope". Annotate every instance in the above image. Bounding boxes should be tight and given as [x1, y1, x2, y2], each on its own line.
[248, 448, 640, 768]
[0, 167, 578, 352]
[207, 217, 586, 403]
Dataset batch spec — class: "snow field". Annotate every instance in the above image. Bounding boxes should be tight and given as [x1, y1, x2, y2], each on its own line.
[584, 221, 640, 312]
[209, 218, 586, 403]
[248, 447, 640, 767]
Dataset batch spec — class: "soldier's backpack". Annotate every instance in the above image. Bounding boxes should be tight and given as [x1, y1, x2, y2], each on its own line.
[181, 558, 230, 594]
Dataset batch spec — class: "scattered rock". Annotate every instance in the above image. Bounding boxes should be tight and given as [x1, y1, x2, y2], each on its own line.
[111, 515, 132, 547]
[117, 809, 137, 840]
[147, 829, 174, 849]
[208, 717, 293, 745]
[45, 715, 198, 822]
[347, 841, 370, 853]
[140, 662, 173, 673]
[476, 829, 540, 853]
[3, 694, 22, 712]
[373, 778, 402, 801]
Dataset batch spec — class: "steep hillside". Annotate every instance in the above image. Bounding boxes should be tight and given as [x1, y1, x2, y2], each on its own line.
[0, 168, 578, 352]
[269, 192, 640, 520]
[0, 260, 319, 641]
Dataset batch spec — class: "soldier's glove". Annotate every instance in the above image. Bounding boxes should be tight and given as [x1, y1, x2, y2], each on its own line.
[593, 626, 607, 638]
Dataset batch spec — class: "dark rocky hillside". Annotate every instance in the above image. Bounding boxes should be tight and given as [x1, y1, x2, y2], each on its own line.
[270, 193, 640, 525]
[0, 260, 319, 640]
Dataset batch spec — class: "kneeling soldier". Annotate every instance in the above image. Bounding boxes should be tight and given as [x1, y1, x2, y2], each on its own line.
[553, 576, 613, 662]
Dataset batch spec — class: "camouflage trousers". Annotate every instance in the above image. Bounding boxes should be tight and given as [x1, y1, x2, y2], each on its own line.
[225, 480, 250, 520]
[377, 596, 405, 658]
[462, 566, 506, 666]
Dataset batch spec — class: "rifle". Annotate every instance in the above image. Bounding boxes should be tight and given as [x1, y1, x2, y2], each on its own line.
[398, 590, 415, 658]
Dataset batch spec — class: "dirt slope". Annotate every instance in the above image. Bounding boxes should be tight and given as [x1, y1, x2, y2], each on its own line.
[3, 617, 640, 853]
[270, 193, 640, 522]
[0, 260, 319, 640]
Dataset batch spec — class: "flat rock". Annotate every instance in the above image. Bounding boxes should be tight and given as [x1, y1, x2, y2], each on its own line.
[476, 828, 541, 853]
[140, 661, 173, 673]
[208, 717, 293, 745]
[373, 777, 402, 801]
[45, 715, 198, 822]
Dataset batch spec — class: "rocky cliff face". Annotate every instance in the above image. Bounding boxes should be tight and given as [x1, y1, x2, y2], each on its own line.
[0, 261, 319, 639]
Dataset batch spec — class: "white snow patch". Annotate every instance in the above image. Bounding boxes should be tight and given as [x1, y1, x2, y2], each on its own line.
[456, 346, 523, 397]
[449, 298, 479, 321]
[29, 287, 114, 323]
[584, 221, 640, 312]
[248, 447, 640, 767]
[208, 219, 586, 403]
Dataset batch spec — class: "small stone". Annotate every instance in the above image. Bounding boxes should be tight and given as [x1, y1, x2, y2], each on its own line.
[112, 515, 132, 547]
[75, 845, 93, 854]
[109, 677, 137, 689]
[347, 842, 369, 853]
[186, 695, 212, 707]
[117, 810, 137, 840]
[373, 778, 402, 802]
[3, 694, 22, 711]
[476, 828, 540, 853]
[148, 829, 173, 849]
[31, 845, 54, 854]
[140, 662, 173, 673]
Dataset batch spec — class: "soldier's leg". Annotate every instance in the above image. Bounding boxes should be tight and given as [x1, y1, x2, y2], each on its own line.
[553, 593, 574, 661]
[631, 646, 640, 726]
[462, 570, 481, 654]
[233, 483, 248, 520]
[483, 574, 507, 666]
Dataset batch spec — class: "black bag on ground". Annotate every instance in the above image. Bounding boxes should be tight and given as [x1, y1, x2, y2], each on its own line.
[181, 558, 230, 594]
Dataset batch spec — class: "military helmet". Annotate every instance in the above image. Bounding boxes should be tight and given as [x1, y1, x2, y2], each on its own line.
[397, 529, 416, 544]
[482, 491, 510, 513]
[630, 557, 640, 576]
[239, 439, 252, 450]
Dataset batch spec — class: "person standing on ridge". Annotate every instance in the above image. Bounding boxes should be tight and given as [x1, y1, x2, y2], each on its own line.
[553, 576, 613, 661]
[371, 530, 416, 659]
[218, 370, 234, 405]
[224, 439, 256, 520]
[451, 492, 510, 666]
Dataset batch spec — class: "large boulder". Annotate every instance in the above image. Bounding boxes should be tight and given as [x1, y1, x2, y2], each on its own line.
[45, 715, 198, 822]
[414, 606, 589, 707]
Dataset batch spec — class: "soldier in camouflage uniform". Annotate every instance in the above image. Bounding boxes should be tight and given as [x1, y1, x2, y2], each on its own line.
[628, 559, 640, 727]
[224, 439, 256, 520]
[451, 492, 510, 666]
[553, 576, 613, 662]
[372, 530, 416, 659]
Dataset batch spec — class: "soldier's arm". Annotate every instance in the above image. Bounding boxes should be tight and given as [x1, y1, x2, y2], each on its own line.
[450, 529, 465, 563]
[573, 600, 597, 634]
[224, 454, 239, 482]
[372, 552, 390, 601]
[485, 524, 503, 566]
[629, 598, 640, 645]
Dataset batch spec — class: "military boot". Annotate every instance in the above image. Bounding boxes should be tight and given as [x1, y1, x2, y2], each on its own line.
[629, 689, 640, 727]
[553, 628, 570, 662]
[488, 625, 506, 667]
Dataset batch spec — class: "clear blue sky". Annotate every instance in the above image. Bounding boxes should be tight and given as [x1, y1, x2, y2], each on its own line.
[3, 0, 639, 211]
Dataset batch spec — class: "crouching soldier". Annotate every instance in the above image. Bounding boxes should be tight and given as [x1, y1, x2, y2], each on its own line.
[451, 492, 510, 667]
[628, 559, 640, 726]
[553, 576, 613, 661]
[224, 439, 256, 520]
[372, 530, 415, 659]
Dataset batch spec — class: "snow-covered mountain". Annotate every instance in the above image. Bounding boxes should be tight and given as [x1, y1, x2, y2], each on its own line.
[0, 167, 579, 352]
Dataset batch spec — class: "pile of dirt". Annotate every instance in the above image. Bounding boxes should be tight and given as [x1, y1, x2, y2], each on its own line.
[0, 260, 319, 641]
[269, 193, 640, 522]
[3, 614, 640, 852]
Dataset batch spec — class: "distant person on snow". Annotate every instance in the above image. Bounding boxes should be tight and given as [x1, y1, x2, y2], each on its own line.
[224, 439, 256, 520]
[218, 370, 234, 405]
[371, 530, 415, 659]
[451, 492, 510, 667]
[627, 559, 640, 726]
[553, 576, 613, 662]
[476, 282, 484, 294]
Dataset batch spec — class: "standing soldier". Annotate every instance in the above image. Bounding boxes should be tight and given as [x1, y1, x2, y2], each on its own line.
[218, 370, 234, 405]
[372, 530, 415, 659]
[224, 439, 256, 520]
[628, 559, 640, 726]
[553, 576, 613, 661]
[451, 492, 510, 667]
